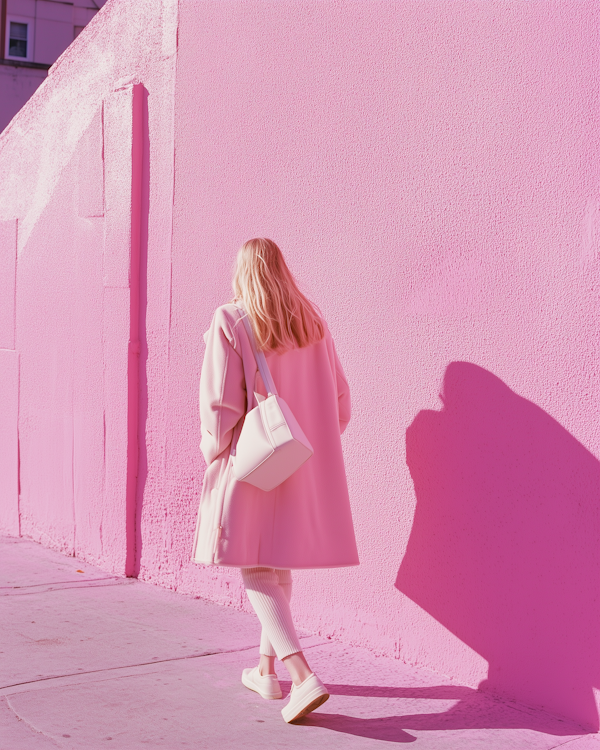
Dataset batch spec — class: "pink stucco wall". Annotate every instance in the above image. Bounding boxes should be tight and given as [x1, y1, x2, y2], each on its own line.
[0, 0, 178, 572]
[1, 0, 599, 729]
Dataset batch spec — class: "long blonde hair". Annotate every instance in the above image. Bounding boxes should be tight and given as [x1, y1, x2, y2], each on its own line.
[232, 238, 325, 352]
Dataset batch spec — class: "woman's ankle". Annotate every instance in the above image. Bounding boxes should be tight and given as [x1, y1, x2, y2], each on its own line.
[282, 651, 313, 686]
[258, 655, 276, 676]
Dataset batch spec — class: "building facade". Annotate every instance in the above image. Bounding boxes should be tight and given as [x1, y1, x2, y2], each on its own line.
[0, 0, 106, 132]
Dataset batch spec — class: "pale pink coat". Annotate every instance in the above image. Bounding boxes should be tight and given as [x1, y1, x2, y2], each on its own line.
[192, 303, 359, 569]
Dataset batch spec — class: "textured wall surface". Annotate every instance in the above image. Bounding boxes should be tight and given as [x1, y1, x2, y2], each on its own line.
[0, 0, 178, 574]
[0, 0, 599, 729]
[164, 0, 600, 728]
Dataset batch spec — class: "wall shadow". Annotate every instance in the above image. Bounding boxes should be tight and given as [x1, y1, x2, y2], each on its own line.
[280, 681, 582, 743]
[395, 362, 600, 730]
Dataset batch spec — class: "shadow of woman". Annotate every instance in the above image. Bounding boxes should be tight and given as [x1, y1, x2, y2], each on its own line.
[394, 362, 600, 730]
[282, 681, 583, 742]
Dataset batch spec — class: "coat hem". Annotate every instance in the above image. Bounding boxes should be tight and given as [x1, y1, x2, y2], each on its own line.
[191, 557, 360, 570]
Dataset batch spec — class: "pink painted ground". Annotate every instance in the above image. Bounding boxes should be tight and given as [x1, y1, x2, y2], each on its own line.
[0, 0, 599, 729]
[0, 534, 595, 748]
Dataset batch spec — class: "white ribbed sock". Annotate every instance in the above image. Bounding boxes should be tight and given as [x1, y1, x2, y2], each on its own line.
[241, 567, 302, 660]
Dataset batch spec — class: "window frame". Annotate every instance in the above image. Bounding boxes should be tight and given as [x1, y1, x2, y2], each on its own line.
[5, 16, 33, 62]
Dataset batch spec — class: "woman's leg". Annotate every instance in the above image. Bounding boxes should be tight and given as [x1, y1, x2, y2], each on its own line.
[241, 567, 312, 686]
[273, 570, 313, 684]
[258, 568, 292, 676]
[281, 651, 313, 686]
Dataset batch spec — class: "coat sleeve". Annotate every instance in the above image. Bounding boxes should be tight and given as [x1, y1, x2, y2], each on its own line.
[199, 308, 247, 465]
[332, 338, 351, 435]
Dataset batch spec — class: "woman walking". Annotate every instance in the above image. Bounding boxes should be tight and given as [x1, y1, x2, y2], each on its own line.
[193, 238, 359, 723]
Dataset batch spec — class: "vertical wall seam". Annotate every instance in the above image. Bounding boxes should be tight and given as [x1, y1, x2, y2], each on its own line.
[125, 83, 143, 577]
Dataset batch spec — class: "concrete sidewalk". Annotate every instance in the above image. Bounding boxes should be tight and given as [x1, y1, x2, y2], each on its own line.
[0, 536, 597, 750]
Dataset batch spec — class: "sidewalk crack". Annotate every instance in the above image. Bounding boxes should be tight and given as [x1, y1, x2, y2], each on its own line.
[548, 735, 599, 749]
[0, 645, 259, 691]
[0, 637, 334, 694]
[3, 695, 62, 747]
[0, 578, 134, 597]
[0, 577, 122, 590]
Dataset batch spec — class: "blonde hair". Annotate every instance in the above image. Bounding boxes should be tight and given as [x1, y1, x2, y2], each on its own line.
[232, 238, 325, 352]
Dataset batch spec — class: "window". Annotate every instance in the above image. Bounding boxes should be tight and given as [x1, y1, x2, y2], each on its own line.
[8, 22, 28, 58]
[5, 18, 32, 62]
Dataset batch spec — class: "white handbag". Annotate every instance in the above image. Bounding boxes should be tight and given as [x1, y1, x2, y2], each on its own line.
[231, 310, 314, 492]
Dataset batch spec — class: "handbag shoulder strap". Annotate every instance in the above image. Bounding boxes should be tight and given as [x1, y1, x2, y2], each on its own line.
[237, 306, 279, 397]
